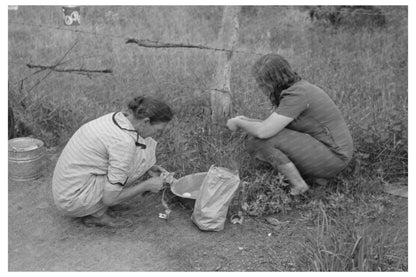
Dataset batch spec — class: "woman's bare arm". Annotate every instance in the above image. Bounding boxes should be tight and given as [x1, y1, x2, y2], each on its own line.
[229, 112, 293, 139]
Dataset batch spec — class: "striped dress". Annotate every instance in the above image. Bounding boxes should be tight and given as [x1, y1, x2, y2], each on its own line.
[52, 112, 157, 217]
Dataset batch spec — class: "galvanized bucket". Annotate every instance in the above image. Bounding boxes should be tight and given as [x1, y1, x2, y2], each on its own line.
[8, 137, 45, 181]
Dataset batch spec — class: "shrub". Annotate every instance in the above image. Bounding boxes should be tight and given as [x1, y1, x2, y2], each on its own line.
[308, 6, 386, 29]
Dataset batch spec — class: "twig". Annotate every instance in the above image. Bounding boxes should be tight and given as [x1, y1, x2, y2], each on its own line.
[25, 41, 79, 93]
[58, 41, 79, 66]
[23, 41, 112, 92]
[125, 37, 266, 56]
[26, 64, 112, 74]
[126, 38, 229, 52]
[26, 69, 54, 94]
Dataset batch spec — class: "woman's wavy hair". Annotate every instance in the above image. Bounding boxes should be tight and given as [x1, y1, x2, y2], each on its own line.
[252, 54, 301, 107]
[127, 96, 174, 124]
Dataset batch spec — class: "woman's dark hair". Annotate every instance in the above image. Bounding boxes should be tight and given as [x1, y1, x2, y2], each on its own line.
[252, 54, 301, 106]
[128, 96, 174, 123]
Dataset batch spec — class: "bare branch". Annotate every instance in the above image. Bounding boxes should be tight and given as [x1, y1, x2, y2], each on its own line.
[26, 63, 112, 74]
[125, 38, 267, 56]
[55, 41, 79, 68]
[125, 38, 230, 53]
[26, 69, 54, 94]
[24, 41, 79, 93]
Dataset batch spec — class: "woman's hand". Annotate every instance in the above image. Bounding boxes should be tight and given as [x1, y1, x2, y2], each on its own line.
[152, 165, 169, 173]
[147, 165, 176, 184]
[147, 165, 168, 177]
[144, 176, 164, 193]
[226, 117, 241, 131]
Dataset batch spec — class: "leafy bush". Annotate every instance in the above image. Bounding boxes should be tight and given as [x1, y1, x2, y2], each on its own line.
[239, 169, 293, 216]
[351, 108, 407, 183]
[308, 6, 386, 29]
[8, 83, 88, 146]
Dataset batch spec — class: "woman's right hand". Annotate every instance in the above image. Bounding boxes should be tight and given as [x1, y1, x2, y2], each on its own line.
[226, 117, 240, 131]
[144, 176, 164, 193]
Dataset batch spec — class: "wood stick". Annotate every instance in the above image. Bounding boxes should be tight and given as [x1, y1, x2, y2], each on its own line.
[125, 38, 230, 52]
[26, 63, 112, 74]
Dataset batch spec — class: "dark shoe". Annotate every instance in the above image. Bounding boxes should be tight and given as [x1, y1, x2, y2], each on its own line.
[107, 204, 131, 217]
[109, 204, 131, 212]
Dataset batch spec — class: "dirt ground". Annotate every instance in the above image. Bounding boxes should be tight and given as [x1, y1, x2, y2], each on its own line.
[8, 149, 408, 271]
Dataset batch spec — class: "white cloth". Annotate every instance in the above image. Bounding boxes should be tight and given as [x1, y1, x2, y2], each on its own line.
[128, 136, 157, 183]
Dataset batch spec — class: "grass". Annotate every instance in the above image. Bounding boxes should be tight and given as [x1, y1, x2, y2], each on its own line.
[8, 6, 408, 271]
[296, 197, 408, 271]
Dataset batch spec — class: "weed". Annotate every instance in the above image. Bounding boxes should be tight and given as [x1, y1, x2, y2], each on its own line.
[308, 6, 387, 29]
[296, 203, 407, 271]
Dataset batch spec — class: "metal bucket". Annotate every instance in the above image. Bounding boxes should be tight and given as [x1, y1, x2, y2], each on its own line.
[171, 172, 207, 200]
[8, 137, 45, 181]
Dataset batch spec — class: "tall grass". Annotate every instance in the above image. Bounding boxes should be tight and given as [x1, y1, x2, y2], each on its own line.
[8, 3, 407, 208]
[9, 7, 407, 166]
[297, 203, 408, 271]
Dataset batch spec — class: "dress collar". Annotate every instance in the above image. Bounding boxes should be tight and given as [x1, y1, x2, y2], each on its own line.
[112, 112, 146, 149]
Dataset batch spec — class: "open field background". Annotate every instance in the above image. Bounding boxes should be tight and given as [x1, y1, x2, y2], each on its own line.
[8, 6, 408, 271]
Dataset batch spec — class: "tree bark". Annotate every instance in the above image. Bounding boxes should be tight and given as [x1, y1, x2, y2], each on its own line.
[210, 6, 240, 125]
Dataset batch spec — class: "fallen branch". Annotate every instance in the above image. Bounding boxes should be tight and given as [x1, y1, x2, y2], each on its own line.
[26, 63, 112, 74]
[125, 38, 269, 57]
[126, 38, 231, 52]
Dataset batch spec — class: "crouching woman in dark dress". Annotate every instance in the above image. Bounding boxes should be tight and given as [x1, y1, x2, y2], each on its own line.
[226, 54, 353, 195]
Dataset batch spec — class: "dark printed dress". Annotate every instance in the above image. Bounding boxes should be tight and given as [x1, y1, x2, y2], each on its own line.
[249, 80, 353, 178]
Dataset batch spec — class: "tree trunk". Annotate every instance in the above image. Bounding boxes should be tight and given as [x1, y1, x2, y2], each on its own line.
[210, 6, 240, 125]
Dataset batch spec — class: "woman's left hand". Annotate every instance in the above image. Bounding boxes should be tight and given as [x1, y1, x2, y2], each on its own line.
[226, 117, 240, 131]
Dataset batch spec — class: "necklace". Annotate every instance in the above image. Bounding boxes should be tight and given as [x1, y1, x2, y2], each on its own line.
[112, 112, 146, 149]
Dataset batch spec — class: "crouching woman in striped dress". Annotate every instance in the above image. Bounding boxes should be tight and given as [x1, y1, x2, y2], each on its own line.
[226, 54, 353, 195]
[52, 96, 174, 228]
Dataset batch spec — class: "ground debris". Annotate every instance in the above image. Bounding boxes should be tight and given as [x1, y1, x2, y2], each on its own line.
[265, 216, 289, 226]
